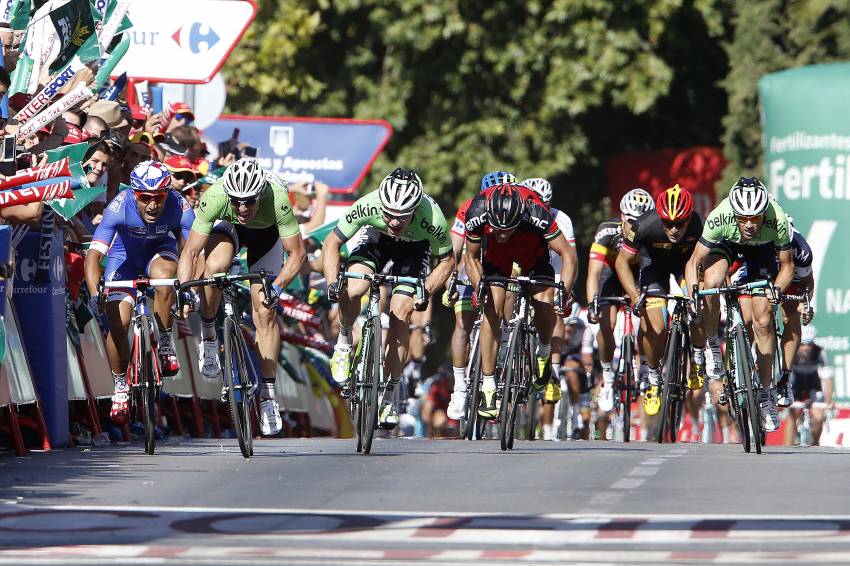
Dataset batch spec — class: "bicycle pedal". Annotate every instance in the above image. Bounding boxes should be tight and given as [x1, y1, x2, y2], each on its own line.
[378, 422, 398, 431]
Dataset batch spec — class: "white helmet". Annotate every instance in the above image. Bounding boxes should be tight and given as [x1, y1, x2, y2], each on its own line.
[379, 168, 423, 214]
[729, 176, 769, 216]
[223, 158, 267, 199]
[522, 178, 552, 204]
[801, 325, 817, 345]
[619, 188, 654, 220]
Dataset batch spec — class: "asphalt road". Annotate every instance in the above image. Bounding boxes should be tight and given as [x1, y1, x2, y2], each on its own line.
[2, 437, 849, 564]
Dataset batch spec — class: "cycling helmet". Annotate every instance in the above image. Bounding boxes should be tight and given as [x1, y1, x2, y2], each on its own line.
[801, 325, 817, 345]
[378, 167, 423, 214]
[522, 177, 552, 205]
[729, 176, 769, 216]
[619, 188, 654, 220]
[223, 158, 267, 198]
[656, 184, 693, 222]
[480, 170, 517, 192]
[130, 160, 172, 192]
[485, 183, 524, 229]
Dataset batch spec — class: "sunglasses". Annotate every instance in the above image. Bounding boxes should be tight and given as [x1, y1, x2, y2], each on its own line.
[174, 113, 194, 124]
[735, 214, 763, 223]
[173, 171, 197, 182]
[662, 218, 688, 229]
[229, 196, 258, 208]
[383, 210, 413, 223]
[137, 191, 168, 205]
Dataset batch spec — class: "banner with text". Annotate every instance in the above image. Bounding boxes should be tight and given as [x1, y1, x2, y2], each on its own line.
[202, 115, 393, 200]
[760, 62, 850, 401]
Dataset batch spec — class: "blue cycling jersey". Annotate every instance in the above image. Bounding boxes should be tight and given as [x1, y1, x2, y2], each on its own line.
[91, 189, 194, 259]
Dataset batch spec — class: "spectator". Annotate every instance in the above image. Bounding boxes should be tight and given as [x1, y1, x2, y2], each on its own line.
[420, 365, 454, 438]
[86, 100, 131, 142]
[163, 155, 201, 207]
[155, 132, 188, 160]
[162, 102, 194, 133]
[83, 141, 112, 187]
[83, 115, 108, 139]
[63, 110, 84, 127]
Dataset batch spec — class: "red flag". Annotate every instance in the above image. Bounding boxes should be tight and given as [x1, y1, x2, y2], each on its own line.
[0, 158, 72, 190]
[0, 181, 74, 208]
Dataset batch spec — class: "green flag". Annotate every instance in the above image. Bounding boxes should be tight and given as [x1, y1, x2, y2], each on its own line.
[45, 142, 88, 164]
[9, 0, 31, 29]
[49, 186, 106, 220]
[92, 34, 129, 90]
[8, 53, 34, 96]
[47, 0, 96, 73]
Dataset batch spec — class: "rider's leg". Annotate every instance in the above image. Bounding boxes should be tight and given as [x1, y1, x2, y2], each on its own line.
[810, 405, 825, 446]
[384, 292, 416, 392]
[104, 296, 134, 422]
[596, 304, 618, 415]
[781, 302, 801, 375]
[329, 262, 371, 383]
[408, 301, 432, 393]
[448, 300, 475, 419]
[639, 300, 666, 417]
[752, 294, 781, 431]
[531, 287, 556, 389]
[194, 233, 236, 378]
[563, 358, 586, 438]
[701, 254, 730, 403]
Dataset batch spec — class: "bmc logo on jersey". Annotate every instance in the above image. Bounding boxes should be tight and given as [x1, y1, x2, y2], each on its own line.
[529, 216, 549, 231]
[465, 214, 485, 233]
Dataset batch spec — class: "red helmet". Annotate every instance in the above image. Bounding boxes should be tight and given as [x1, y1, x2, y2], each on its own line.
[655, 184, 693, 222]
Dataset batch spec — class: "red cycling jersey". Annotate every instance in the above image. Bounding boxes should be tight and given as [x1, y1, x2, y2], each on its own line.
[464, 185, 560, 275]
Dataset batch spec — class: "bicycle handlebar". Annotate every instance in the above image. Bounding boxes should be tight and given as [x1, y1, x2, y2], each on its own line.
[176, 271, 272, 292]
[696, 279, 769, 297]
[104, 278, 178, 289]
[338, 271, 425, 302]
[483, 275, 562, 289]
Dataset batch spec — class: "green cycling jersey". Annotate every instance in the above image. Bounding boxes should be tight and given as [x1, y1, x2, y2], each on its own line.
[699, 197, 791, 250]
[334, 190, 452, 257]
[192, 180, 301, 239]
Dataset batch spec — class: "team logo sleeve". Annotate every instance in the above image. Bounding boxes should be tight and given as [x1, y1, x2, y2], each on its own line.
[90, 202, 120, 254]
[273, 184, 301, 239]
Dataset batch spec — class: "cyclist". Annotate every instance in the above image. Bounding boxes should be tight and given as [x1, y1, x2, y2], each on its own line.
[685, 176, 794, 433]
[84, 160, 194, 423]
[463, 183, 577, 419]
[588, 188, 654, 415]
[784, 328, 832, 446]
[322, 168, 454, 429]
[615, 185, 705, 418]
[522, 177, 578, 439]
[176, 158, 307, 436]
[445, 171, 516, 421]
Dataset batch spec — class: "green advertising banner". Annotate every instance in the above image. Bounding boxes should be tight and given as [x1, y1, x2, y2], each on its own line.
[760, 62, 850, 401]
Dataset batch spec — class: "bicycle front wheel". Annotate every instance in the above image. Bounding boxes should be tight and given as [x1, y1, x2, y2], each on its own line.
[463, 329, 482, 440]
[224, 317, 253, 458]
[499, 325, 522, 451]
[362, 317, 382, 455]
[139, 316, 157, 455]
[736, 325, 762, 454]
[622, 335, 635, 443]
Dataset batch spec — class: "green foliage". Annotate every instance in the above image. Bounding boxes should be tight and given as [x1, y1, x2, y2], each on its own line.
[225, 0, 730, 217]
[720, 0, 850, 196]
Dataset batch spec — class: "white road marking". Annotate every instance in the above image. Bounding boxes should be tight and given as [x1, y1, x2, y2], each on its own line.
[611, 478, 645, 490]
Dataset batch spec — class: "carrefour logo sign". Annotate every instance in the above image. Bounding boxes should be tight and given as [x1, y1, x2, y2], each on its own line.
[172, 22, 220, 53]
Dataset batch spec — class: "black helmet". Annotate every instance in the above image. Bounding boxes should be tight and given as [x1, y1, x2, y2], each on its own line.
[485, 183, 524, 229]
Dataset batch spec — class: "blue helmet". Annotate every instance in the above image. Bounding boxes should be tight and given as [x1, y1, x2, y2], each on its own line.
[130, 160, 172, 192]
[480, 170, 517, 192]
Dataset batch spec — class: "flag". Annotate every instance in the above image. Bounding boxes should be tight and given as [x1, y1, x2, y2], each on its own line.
[9, 0, 30, 29]
[92, 34, 128, 90]
[49, 186, 105, 220]
[45, 141, 88, 164]
[0, 179, 76, 209]
[47, 0, 97, 72]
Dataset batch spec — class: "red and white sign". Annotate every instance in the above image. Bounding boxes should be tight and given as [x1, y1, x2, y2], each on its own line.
[111, 0, 256, 84]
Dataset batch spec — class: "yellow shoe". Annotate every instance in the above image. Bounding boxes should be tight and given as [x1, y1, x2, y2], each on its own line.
[643, 385, 661, 416]
[688, 363, 705, 390]
[544, 381, 561, 403]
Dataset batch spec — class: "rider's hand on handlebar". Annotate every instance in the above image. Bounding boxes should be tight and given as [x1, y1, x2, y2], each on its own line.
[175, 289, 200, 319]
[414, 286, 430, 312]
[631, 292, 645, 317]
[262, 283, 283, 308]
[327, 279, 344, 303]
[441, 286, 459, 308]
[587, 296, 600, 324]
[799, 301, 815, 325]
[88, 285, 104, 316]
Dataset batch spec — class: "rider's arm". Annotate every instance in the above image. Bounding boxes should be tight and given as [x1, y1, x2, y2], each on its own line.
[615, 232, 641, 304]
[84, 248, 104, 297]
[775, 249, 794, 293]
[450, 231, 465, 270]
[548, 232, 577, 291]
[685, 242, 712, 291]
[321, 229, 346, 286]
[426, 253, 456, 295]
[463, 238, 483, 290]
[586, 259, 604, 303]
[274, 234, 306, 289]
[176, 229, 210, 285]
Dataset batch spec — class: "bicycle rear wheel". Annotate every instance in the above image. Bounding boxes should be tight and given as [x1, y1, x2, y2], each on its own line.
[621, 336, 634, 443]
[736, 325, 762, 454]
[362, 318, 382, 454]
[224, 317, 253, 458]
[139, 316, 157, 455]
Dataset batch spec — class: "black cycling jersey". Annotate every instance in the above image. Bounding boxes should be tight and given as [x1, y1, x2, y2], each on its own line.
[622, 211, 703, 273]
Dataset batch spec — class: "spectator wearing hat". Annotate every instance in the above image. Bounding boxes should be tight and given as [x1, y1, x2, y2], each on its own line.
[83, 115, 108, 139]
[86, 100, 131, 141]
[164, 155, 201, 207]
[163, 102, 194, 133]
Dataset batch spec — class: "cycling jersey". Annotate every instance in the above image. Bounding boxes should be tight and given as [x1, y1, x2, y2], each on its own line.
[91, 189, 194, 300]
[622, 211, 703, 293]
[790, 229, 813, 279]
[732, 227, 814, 292]
[700, 197, 791, 250]
[192, 180, 301, 239]
[791, 345, 832, 402]
[464, 186, 561, 277]
[589, 218, 623, 268]
[334, 190, 452, 258]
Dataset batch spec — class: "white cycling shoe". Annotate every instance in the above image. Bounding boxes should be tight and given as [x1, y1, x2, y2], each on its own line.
[378, 400, 399, 429]
[260, 398, 283, 436]
[447, 392, 467, 421]
[198, 338, 221, 379]
[597, 383, 615, 413]
[760, 390, 780, 433]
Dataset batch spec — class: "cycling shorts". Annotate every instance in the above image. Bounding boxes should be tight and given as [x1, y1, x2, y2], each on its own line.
[484, 253, 555, 287]
[454, 283, 474, 314]
[716, 241, 777, 297]
[792, 371, 822, 403]
[212, 220, 284, 274]
[638, 263, 684, 309]
[347, 227, 431, 297]
[104, 241, 178, 304]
